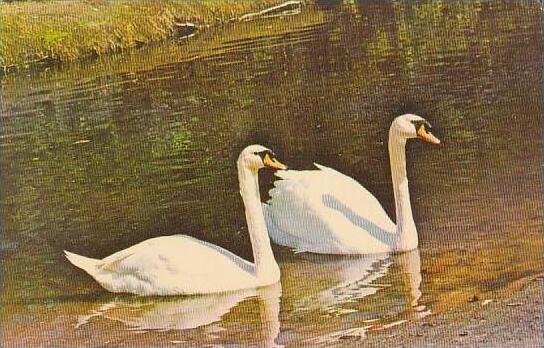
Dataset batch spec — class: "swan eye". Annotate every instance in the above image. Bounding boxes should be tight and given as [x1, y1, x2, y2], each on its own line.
[255, 150, 276, 161]
[410, 120, 432, 132]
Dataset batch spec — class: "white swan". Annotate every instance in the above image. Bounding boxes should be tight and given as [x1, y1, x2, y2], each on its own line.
[263, 114, 440, 254]
[64, 145, 287, 296]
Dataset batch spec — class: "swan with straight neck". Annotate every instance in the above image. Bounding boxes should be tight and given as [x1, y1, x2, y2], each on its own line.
[264, 114, 440, 254]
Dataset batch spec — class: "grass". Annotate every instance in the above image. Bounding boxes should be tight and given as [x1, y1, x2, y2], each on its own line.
[0, 0, 295, 72]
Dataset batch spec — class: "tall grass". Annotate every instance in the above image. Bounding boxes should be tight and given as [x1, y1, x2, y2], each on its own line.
[0, 0, 291, 71]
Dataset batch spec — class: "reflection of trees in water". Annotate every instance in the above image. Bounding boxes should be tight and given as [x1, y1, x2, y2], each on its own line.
[0, 77, 200, 254]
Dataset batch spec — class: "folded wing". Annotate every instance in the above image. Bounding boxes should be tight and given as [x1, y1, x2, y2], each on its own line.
[264, 164, 396, 254]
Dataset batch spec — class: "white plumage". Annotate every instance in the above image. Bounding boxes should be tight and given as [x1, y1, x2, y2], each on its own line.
[264, 114, 440, 254]
[65, 145, 287, 296]
[264, 164, 395, 254]
[65, 236, 258, 295]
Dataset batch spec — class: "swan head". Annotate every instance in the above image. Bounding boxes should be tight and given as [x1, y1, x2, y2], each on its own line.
[391, 114, 441, 144]
[239, 145, 288, 171]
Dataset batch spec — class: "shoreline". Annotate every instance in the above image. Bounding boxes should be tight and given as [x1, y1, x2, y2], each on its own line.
[0, 0, 302, 74]
[361, 274, 544, 347]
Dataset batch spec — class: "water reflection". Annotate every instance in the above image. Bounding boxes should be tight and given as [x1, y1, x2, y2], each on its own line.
[76, 284, 282, 347]
[282, 249, 426, 344]
[71, 249, 424, 346]
[288, 253, 392, 316]
[398, 250, 423, 308]
[77, 290, 260, 331]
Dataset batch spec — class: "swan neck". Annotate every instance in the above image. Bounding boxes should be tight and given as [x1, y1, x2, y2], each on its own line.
[237, 162, 279, 283]
[388, 128, 418, 251]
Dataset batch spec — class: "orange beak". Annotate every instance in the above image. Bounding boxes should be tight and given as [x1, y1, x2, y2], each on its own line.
[263, 154, 288, 170]
[417, 126, 441, 144]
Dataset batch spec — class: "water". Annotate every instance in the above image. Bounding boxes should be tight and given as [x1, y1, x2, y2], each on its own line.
[1, 1, 542, 346]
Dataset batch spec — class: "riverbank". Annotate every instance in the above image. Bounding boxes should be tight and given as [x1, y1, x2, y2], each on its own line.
[0, 0, 301, 73]
[362, 274, 544, 347]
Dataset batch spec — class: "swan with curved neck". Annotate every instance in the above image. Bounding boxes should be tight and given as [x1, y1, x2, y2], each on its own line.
[264, 114, 440, 254]
[65, 145, 287, 295]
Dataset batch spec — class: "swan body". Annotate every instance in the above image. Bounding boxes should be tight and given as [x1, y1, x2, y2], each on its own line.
[264, 164, 396, 254]
[65, 236, 262, 295]
[264, 114, 440, 254]
[65, 145, 287, 296]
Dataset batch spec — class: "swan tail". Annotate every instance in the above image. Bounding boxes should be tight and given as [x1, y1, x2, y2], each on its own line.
[64, 250, 101, 276]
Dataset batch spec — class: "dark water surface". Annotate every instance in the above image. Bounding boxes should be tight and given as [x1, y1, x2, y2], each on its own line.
[1, 1, 542, 346]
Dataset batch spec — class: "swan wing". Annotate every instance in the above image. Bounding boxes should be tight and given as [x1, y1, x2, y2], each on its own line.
[93, 235, 256, 295]
[264, 164, 395, 254]
[312, 163, 395, 230]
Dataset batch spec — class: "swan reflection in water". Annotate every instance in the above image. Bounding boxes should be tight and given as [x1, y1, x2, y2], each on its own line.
[75, 249, 424, 346]
[76, 283, 282, 347]
[287, 248, 428, 344]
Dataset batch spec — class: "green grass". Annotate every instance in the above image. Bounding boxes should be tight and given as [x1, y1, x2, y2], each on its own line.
[0, 0, 293, 72]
